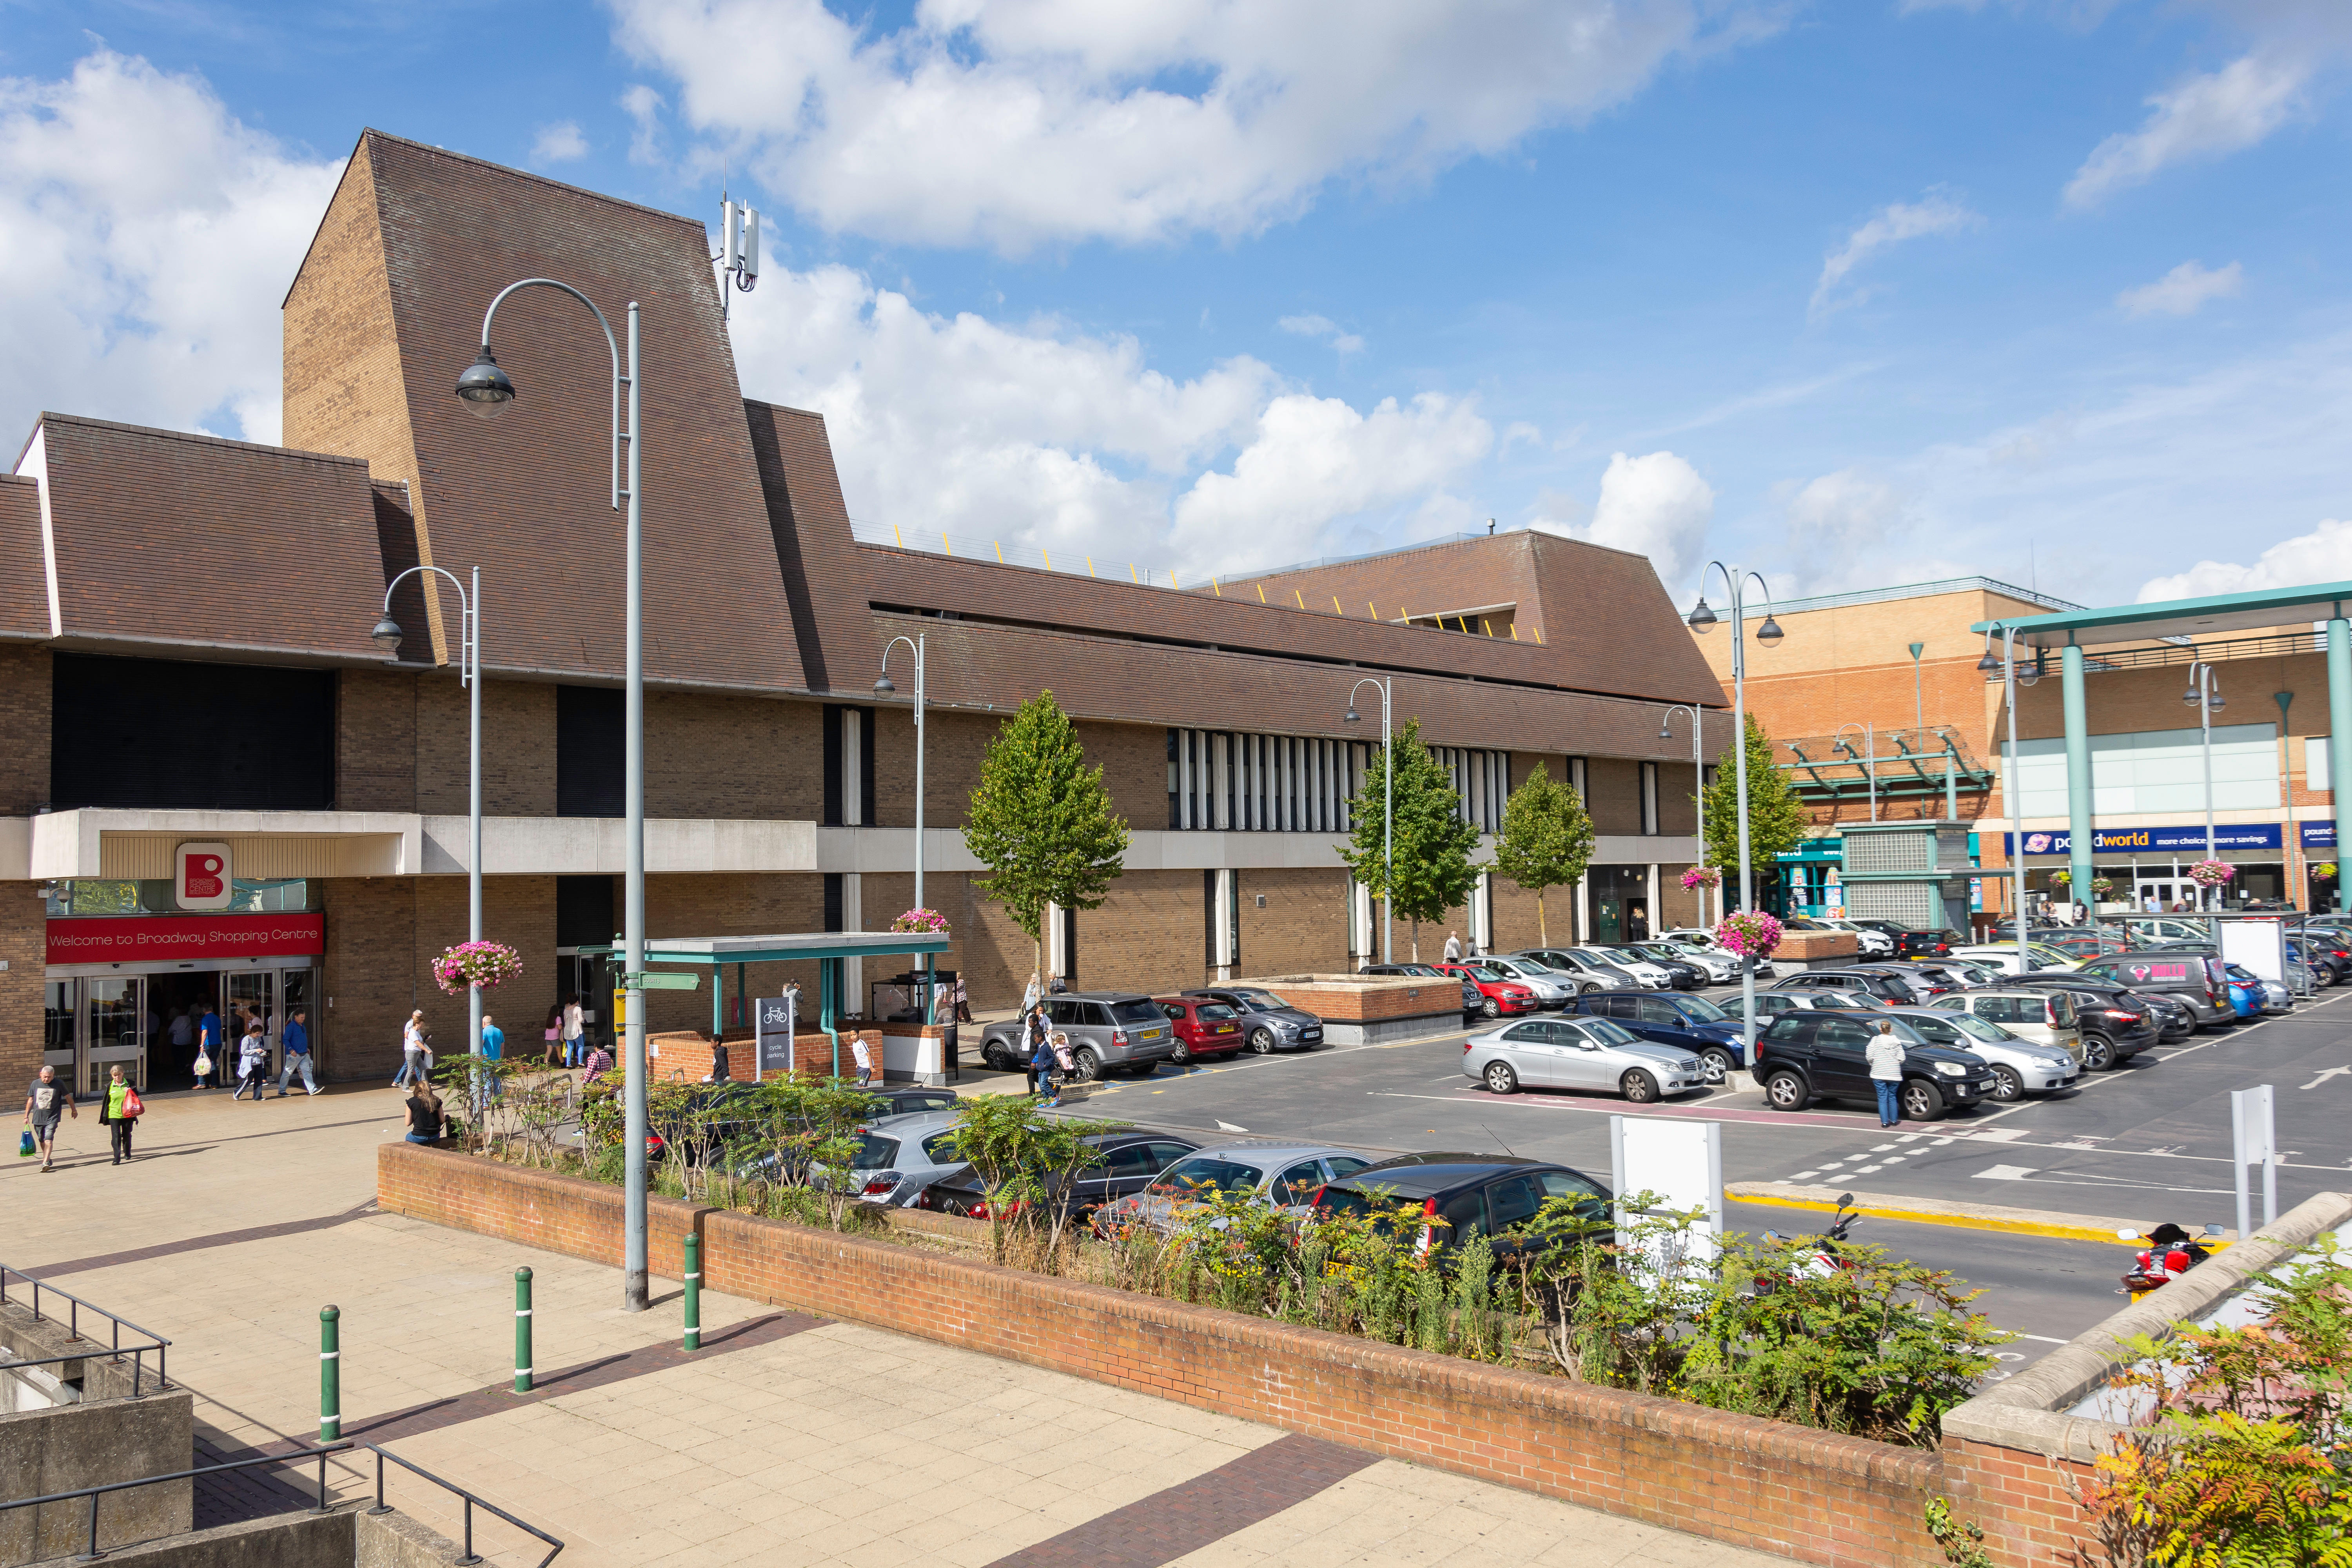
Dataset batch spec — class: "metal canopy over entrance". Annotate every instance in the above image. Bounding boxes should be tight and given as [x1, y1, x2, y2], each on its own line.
[1973, 580, 2352, 914]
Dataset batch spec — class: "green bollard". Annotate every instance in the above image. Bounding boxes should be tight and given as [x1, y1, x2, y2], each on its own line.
[319, 1306, 341, 1442]
[514, 1267, 533, 1394]
[682, 1234, 701, 1352]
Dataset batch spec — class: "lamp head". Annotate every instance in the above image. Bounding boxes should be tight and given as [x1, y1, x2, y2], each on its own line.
[873, 672, 896, 695]
[370, 615, 403, 648]
[1755, 615, 1784, 646]
[1685, 597, 1718, 632]
[1658, 722, 1672, 740]
[454, 348, 516, 420]
[1976, 638, 2002, 673]
[1343, 706, 1361, 725]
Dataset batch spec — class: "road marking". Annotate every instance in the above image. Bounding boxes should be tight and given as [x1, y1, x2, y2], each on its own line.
[2300, 1065, 2350, 1091]
[1871, 1143, 1897, 1152]
[1974, 1165, 2038, 1181]
[2010, 1334, 2073, 1344]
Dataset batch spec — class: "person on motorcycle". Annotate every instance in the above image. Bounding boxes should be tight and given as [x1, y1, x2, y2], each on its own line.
[2125, 1223, 2212, 1292]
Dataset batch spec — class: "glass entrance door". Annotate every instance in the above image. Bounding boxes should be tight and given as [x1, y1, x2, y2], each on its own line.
[84, 978, 145, 1094]
[45, 980, 76, 1083]
[224, 971, 276, 1084]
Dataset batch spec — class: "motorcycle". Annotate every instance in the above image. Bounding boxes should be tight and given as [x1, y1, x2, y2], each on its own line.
[1758, 1193, 1859, 1290]
[2119, 1222, 2222, 1298]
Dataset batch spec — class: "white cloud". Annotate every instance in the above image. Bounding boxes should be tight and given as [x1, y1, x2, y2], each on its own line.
[2117, 260, 2243, 318]
[1810, 192, 1980, 319]
[2064, 54, 2308, 209]
[726, 262, 1492, 577]
[1277, 313, 1365, 354]
[531, 121, 589, 163]
[1573, 451, 1714, 590]
[0, 49, 343, 446]
[2138, 518, 2352, 601]
[611, 0, 1783, 252]
[1786, 468, 1909, 550]
[619, 83, 665, 165]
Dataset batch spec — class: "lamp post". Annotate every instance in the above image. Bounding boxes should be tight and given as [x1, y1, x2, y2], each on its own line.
[1344, 679, 1393, 965]
[1684, 564, 1784, 1058]
[1978, 628, 2033, 969]
[1834, 722, 1878, 822]
[1659, 704, 1706, 925]
[875, 635, 932, 1016]
[2186, 661, 2225, 909]
[371, 568, 483, 1063]
[454, 280, 647, 1312]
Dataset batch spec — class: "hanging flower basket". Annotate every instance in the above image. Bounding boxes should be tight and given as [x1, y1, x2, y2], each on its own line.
[2049, 869, 2071, 886]
[2316, 863, 2339, 882]
[891, 907, 949, 934]
[1679, 866, 1722, 891]
[432, 940, 523, 995]
[2089, 877, 2115, 897]
[1713, 910, 1783, 960]
[2186, 860, 2236, 888]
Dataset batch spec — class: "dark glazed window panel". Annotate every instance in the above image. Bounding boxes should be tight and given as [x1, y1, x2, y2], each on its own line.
[555, 876, 617, 950]
[52, 653, 334, 810]
[556, 685, 624, 817]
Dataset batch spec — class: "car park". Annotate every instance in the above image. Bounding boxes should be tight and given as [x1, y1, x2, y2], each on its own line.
[1645, 940, 1738, 982]
[1594, 944, 1704, 989]
[1511, 949, 1639, 992]
[1464, 1013, 1706, 1102]
[1655, 930, 1782, 978]
[1877, 1007, 2080, 1102]
[1565, 946, 1676, 990]
[975, 992, 1179, 1078]
[1717, 989, 1890, 1023]
[1309, 1155, 1612, 1259]
[918, 1129, 1205, 1220]
[1153, 995, 1246, 1065]
[2071, 951, 2237, 1029]
[2143, 943, 2314, 997]
[1772, 969, 1922, 1005]
[1361, 962, 1484, 1020]
[1435, 962, 1541, 1020]
[2009, 973, 2194, 1044]
[1096, 1143, 1375, 1234]
[2286, 940, 2345, 985]
[1471, 954, 1584, 1009]
[1858, 961, 1964, 997]
[1566, 989, 1750, 1079]
[1926, 984, 2143, 1071]
[1851, 922, 1959, 958]
[1752, 1011, 1999, 1121]
[1181, 986, 1326, 1053]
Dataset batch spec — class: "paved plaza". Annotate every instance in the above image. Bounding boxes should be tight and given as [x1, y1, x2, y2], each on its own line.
[9, 1083, 1784, 1568]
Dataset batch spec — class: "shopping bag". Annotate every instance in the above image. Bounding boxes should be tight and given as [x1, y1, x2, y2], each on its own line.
[123, 1088, 145, 1118]
[192, 1052, 212, 1078]
[17, 1129, 33, 1158]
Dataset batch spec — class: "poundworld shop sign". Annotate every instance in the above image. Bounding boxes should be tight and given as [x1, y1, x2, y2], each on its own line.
[2003, 825, 2281, 856]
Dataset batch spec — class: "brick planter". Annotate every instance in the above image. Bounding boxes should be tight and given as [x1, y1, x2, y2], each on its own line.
[378, 1143, 1943, 1568]
[1234, 973, 1461, 1044]
[1771, 931, 1860, 970]
[648, 1027, 882, 1083]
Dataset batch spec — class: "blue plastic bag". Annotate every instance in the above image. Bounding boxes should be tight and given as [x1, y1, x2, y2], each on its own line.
[17, 1129, 33, 1158]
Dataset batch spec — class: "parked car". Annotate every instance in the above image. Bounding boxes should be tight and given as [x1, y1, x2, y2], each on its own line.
[1566, 946, 1676, 990]
[1434, 962, 1541, 1020]
[1809, 918, 1896, 956]
[1717, 989, 1891, 1023]
[1096, 1143, 1375, 1234]
[2146, 944, 2314, 997]
[974, 992, 1178, 1078]
[2122, 915, 2212, 944]
[1877, 1008, 2080, 1102]
[2009, 973, 2194, 1044]
[1309, 1155, 1612, 1259]
[1181, 986, 1326, 1053]
[1465, 1013, 1706, 1102]
[2071, 951, 2236, 1029]
[1567, 989, 1751, 1079]
[1512, 949, 1639, 993]
[1593, 944, 1704, 989]
[1949, 942, 2085, 976]
[1646, 940, 1739, 982]
[827, 1109, 973, 1207]
[1851, 922, 1959, 958]
[1360, 961, 1484, 1019]
[1153, 995, 1246, 1066]
[1924, 984, 2126, 1063]
[1855, 961, 1964, 998]
[919, 1129, 1204, 1220]
[860, 1085, 960, 1118]
[1752, 1011, 1998, 1121]
[2286, 940, 2345, 985]
[1656, 930, 1782, 978]
[1772, 969, 1922, 1005]
[1471, 954, 1584, 1009]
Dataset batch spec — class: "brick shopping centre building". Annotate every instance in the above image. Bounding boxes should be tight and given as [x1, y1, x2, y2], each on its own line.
[3, 131, 1728, 1093]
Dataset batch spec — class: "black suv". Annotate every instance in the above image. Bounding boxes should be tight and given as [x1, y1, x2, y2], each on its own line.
[919, 1129, 1203, 1220]
[1309, 1154, 1612, 1258]
[1853, 922, 1958, 958]
[2003, 975, 2170, 1060]
[1361, 962, 1483, 1019]
[1773, 969, 1922, 1005]
[1753, 1011, 1998, 1121]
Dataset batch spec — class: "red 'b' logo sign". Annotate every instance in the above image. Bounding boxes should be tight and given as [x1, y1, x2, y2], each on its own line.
[183, 854, 224, 900]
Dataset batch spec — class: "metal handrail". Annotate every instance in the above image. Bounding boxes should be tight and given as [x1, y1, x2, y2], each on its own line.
[0, 1442, 350, 1561]
[366, 1445, 564, 1568]
[0, 1264, 171, 1395]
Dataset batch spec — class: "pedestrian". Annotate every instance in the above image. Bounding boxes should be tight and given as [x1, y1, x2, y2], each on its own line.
[1443, 930, 1462, 962]
[393, 1009, 426, 1087]
[276, 1008, 319, 1096]
[194, 1001, 223, 1089]
[166, 1006, 193, 1065]
[99, 1065, 142, 1163]
[1049, 973, 1069, 995]
[562, 994, 586, 1068]
[479, 1014, 505, 1103]
[2073, 900, 2089, 925]
[404, 1081, 445, 1145]
[22, 1063, 76, 1172]
[1022, 971, 1043, 1013]
[952, 973, 971, 1024]
[1867, 1019, 1906, 1128]
[543, 1004, 564, 1068]
[581, 1041, 613, 1083]
[849, 1030, 874, 1089]
[1045, 1031, 1076, 1107]
[1025, 1008, 1055, 1098]
[234, 1019, 269, 1102]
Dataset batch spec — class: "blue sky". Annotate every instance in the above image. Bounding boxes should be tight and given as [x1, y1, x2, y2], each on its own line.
[5, 0, 2350, 606]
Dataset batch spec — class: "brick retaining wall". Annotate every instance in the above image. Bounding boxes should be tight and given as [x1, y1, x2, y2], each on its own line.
[378, 1143, 1945, 1568]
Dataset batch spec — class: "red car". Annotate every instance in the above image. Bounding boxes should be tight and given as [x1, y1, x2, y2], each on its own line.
[1434, 962, 1539, 1020]
[1153, 995, 1247, 1065]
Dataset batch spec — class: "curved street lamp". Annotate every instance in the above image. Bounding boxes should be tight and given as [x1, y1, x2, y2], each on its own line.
[1685, 563, 1783, 1057]
[1659, 704, 1706, 925]
[1344, 677, 1393, 965]
[2187, 661, 2226, 907]
[1979, 628, 2033, 965]
[453, 278, 648, 1311]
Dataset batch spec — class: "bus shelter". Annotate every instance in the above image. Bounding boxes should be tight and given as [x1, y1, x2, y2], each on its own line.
[575, 930, 952, 1078]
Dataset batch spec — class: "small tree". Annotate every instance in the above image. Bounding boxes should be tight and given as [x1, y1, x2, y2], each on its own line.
[1492, 763, 1595, 947]
[1339, 718, 1481, 961]
[962, 691, 1131, 980]
[1700, 715, 1811, 903]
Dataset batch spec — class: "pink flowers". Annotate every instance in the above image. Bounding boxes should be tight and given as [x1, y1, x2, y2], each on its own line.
[1680, 867, 1722, 890]
[2186, 860, 2236, 887]
[1712, 911, 1783, 959]
[432, 940, 523, 995]
[891, 907, 948, 934]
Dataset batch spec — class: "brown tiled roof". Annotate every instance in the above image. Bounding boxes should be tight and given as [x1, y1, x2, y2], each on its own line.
[30, 414, 388, 660]
[744, 401, 870, 695]
[0, 474, 45, 640]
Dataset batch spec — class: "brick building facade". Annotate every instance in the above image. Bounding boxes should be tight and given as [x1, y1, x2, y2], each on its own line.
[5, 131, 1724, 1094]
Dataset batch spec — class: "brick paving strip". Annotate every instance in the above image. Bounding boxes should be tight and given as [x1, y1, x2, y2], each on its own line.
[191, 1309, 825, 1526]
[25, 1197, 383, 1279]
[982, 1433, 1380, 1568]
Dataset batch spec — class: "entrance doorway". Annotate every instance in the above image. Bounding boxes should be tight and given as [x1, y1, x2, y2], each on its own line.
[43, 977, 151, 1096]
[149, 973, 220, 1089]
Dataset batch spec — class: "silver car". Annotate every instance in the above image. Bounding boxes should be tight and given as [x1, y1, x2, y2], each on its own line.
[1094, 1143, 1375, 1234]
[1474, 955, 1581, 1008]
[1652, 940, 1738, 982]
[975, 991, 1178, 1079]
[828, 1109, 975, 1207]
[1879, 1007, 2079, 1103]
[1717, 989, 1889, 1022]
[1463, 1015, 1705, 1103]
[1657, 929, 1781, 979]
[1512, 949, 1630, 993]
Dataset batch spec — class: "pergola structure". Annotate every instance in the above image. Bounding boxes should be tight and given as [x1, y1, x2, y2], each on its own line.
[576, 930, 953, 1074]
[1974, 580, 2352, 912]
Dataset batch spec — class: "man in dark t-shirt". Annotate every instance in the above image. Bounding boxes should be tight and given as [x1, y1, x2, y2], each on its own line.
[23, 1065, 76, 1172]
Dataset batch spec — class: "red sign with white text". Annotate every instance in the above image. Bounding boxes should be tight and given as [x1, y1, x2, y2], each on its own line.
[46, 913, 326, 967]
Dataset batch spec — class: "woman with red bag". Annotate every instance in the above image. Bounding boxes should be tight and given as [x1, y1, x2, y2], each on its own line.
[100, 1065, 143, 1165]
